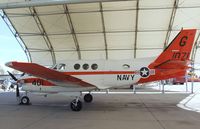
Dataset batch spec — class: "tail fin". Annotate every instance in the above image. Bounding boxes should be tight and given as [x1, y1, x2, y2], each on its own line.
[150, 29, 197, 68]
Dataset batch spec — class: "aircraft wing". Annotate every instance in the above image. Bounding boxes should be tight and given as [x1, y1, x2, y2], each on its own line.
[6, 61, 95, 87]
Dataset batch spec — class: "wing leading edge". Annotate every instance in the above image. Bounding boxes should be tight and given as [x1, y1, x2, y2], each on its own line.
[6, 61, 95, 87]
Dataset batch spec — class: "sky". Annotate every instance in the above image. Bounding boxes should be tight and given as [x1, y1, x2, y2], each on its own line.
[0, 17, 27, 71]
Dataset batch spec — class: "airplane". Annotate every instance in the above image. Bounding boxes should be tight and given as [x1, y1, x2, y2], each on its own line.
[5, 29, 197, 111]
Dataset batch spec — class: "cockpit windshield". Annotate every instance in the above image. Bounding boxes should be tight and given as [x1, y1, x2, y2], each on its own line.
[52, 63, 66, 70]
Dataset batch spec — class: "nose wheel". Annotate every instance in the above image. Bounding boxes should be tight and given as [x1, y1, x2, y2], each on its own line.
[20, 96, 30, 105]
[70, 98, 82, 111]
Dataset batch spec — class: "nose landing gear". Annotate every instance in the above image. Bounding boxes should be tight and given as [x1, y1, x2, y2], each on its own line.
[17, 91, 30, 105]
[20, 96, 30, 105]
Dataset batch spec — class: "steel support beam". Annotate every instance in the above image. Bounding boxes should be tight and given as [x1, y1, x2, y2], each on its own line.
[134, 0, 139, 58]
[0, 10, 32, 62]
[18, 29, 196, 37]
[191, 31, 200, 62]
[29, 7, 56, 64]
[0, 0, 133, 9]
[5, 5, 200, 16]
[28, 47, 162, 52]
[63, 4, 81, 59]
[100, 2, 108, 60]
[1, 0, 200, 10]
[163, 0, 179, 49]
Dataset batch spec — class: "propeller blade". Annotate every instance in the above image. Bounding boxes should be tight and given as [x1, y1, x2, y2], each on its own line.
[7, 71, 18, 81]
[16, 84, 20, 97]
[21, 73, 25, 77]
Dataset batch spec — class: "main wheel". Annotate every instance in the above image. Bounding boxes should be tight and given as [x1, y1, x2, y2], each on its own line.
[20, 96, 30, 105]
[84, 94, 93, 103]
[70, 99, 82, 111]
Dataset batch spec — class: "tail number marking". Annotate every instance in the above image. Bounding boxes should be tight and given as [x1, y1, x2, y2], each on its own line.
[172, 52, 190, 60]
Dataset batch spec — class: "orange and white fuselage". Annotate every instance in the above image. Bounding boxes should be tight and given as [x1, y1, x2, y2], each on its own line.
[19, 57, 155, 93]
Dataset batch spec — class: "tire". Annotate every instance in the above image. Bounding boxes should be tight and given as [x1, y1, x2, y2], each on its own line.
[20, 96, 30, 105]
[84, 94, 93, 103]
[70, 99, 82, 111]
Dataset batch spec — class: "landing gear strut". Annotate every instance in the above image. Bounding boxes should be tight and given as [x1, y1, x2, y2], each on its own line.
[84, 94, 93, 103]
[17, 91, 30, 105]
[70, 97, 82, 111]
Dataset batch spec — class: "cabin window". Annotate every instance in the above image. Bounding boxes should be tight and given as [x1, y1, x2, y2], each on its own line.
[74, 63, 80, 70]
[91, 63, 98, 70]
[83, 64, 89, 70]
[123, 64, 130, 69]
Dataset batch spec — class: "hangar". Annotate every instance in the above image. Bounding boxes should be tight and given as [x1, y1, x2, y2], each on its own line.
[0, 0, 200, 66]
[1, 0, 200, 129]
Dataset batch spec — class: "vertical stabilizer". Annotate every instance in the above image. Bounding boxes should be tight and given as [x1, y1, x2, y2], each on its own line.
[151, 29, 196, 67]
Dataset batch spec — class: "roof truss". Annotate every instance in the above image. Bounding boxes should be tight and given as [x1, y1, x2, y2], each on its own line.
[1, 0, 200, 65]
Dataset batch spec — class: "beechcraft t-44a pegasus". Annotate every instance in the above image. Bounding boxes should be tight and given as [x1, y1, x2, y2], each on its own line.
[6, 29, 197, 111]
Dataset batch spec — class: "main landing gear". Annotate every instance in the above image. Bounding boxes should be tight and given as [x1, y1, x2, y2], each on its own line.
[16, 92, 93, 111]
[70, 93, 93, 111]
[17, 91, 30, 105]
[70, 97, 82, 111]
[84, 93, 93, 103]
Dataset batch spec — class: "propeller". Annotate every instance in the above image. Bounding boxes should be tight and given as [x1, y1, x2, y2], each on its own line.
[7, 71, 18, 81]
[7, 71, 20, 97]
[21, 72, 25, 77]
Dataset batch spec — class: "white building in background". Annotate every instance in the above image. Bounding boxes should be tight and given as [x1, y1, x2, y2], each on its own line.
[0, 65, 5, 75]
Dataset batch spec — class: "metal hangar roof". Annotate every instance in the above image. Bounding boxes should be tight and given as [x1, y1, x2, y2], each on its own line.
[0, 0, 200, 66]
